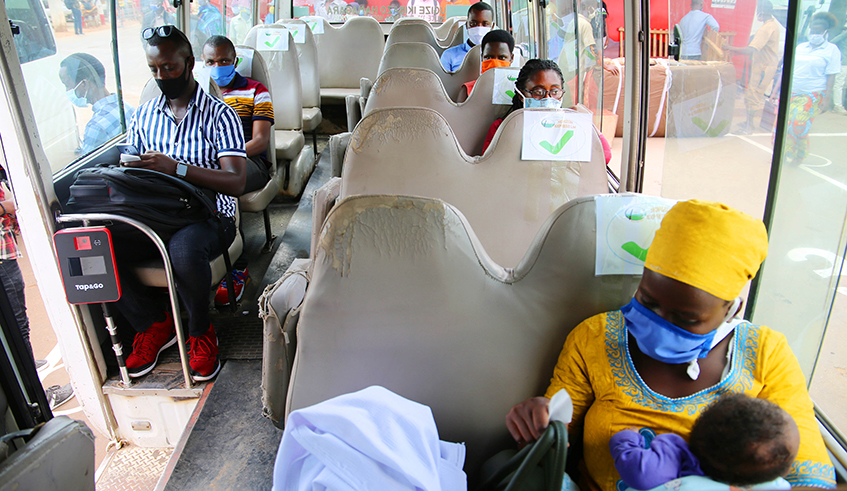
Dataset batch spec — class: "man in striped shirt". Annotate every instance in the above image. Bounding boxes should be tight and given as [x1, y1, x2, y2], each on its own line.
[118, 25, 247, 381]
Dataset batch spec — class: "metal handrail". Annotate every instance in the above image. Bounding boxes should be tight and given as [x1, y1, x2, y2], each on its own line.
[56, 213, 193, 389]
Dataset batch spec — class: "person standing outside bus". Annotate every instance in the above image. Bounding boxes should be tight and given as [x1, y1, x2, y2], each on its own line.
[66, 0, 84, 35]
[825, 21, 847, 115]
[678, 0, 719, 61]
[118, 25, 247, 381]
[440, 3, 494, 72]
[724, 1, 783, 134]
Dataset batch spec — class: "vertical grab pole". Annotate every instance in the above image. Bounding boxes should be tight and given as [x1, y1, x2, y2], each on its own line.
[101, 303, 131, 386]
[619, 0, 649, 192]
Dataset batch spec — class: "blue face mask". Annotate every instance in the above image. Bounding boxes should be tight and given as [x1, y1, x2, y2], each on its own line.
[523, 96, 562, 109]
[210, 64, 237, 88]
[66, 81, 88, 107]
[621, 297, 733, 365]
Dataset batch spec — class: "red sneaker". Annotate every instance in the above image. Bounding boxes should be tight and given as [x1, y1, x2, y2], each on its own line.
[125, 312, 176, 378]
[189, 324, 221, 381]
[214, 268, 249, 306]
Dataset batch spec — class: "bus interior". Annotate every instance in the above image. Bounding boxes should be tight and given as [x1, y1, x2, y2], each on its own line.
[0, 0, 846, 488]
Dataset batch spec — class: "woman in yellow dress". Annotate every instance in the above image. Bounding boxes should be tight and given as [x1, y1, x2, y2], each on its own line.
[506, 200, 835, 491]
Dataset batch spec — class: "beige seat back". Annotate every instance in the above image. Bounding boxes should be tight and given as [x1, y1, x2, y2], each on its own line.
[277, 20, 321, 110]
[287, 194, 642, 473]
[384, 23, 446, 56]
[340, 107, 608, 267]
[234, 45, 277, 166]
[443, 25, 465, 48]
[434, 16, 464, 43]
[378, 42, 481, 100]
[364, 67, 511, 156]
[311, 17, 384, 91]
[243, 26, 303, 131]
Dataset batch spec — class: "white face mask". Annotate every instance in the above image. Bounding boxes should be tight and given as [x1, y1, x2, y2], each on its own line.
[466, 25, 491, 46]
[809, 33, 826, 47]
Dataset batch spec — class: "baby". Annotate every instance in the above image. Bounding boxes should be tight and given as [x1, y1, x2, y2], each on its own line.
[609, 393, 800, 491]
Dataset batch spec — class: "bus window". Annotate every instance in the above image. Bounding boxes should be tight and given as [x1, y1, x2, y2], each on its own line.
[226, 0, 254, 44]
[750, 1, 847, 439]
[7, 0, 56, 63]
[190, 0, 225, 55]
[5, 0, 140, 174]
[294, 0, 455, 24]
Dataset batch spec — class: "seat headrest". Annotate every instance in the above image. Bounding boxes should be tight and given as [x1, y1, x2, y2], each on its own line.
[309, 16, 384, 89]
[364, 67, 511, 155]
[378, 42, 481, 100]
[288, 193, 642, 473]
[242, 26, 303, 130]
[385, 23, 445, 56]
[341, 106, 608, 267]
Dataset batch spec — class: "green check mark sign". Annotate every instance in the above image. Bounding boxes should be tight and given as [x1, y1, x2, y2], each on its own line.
[263, 34, 281, 48]
[538, 130, 574, 154]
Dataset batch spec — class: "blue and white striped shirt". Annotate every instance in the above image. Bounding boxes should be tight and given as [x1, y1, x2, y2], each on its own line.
[125, 85, 246, 217]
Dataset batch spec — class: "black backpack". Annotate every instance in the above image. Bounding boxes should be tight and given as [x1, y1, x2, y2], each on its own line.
[65, 165, 220, 242]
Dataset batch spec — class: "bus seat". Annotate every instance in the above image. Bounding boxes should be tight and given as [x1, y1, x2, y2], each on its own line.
[310, 17, 384, 104]
[133, 201, 244, 288]
[242, 27, 304, 160]
[0, 416, 95, 490]
[337, 106, 607, 267]
[443, 25, 466, 48]
[384, 23, 447, 56]
[377, 42, 481, 101]
[434, 16, 465, 44]
[363, 67, 511, 156]
[283, 194, 642, 473]
[243, 26, 316, 197]
[276, 20, 323, 150]
[133, 78, 243, 291]
[329, 132, 351, 178]
[234, 45, 283, 251]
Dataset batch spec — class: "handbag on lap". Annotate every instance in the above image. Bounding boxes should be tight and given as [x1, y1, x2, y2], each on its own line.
[476, 421, 570, 491]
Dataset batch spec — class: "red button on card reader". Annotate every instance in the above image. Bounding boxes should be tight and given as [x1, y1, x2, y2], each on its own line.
[74, 236, 92, 250]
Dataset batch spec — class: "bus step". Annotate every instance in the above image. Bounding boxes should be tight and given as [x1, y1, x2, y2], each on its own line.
[95, 445, 172, 490]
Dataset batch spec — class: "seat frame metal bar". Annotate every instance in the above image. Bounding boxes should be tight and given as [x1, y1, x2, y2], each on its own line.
[56, 213, 193, 389]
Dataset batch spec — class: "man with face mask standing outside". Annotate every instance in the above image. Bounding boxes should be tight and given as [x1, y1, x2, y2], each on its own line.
[440, 2, 494, 72]
[724, 1, 784, 134]
[116, 26, 247, 381]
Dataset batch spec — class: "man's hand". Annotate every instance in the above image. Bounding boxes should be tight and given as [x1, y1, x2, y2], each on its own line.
[506, 397, 552, 446]
[126, 151, 179, 175]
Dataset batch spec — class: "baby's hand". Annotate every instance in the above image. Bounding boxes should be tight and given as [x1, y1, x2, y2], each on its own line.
[623, 426, 639, 433]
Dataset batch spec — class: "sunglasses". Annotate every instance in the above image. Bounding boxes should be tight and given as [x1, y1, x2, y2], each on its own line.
[142, 25, 190, 44]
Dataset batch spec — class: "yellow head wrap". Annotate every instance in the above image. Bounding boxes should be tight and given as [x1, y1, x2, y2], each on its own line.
[644, 200, 768, 301]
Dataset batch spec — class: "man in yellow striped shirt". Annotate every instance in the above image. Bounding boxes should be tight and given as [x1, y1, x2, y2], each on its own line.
[203, 35, 274, 195]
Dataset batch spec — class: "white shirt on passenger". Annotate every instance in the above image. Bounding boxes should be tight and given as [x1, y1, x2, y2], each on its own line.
[792, 41, 842, 94]
[272, 386, 467, 491]
[678, 9, 719, 56]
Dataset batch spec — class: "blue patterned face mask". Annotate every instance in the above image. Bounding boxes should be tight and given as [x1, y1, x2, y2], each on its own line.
[621, 297, 737, 375]
[210, 64, 237, 88]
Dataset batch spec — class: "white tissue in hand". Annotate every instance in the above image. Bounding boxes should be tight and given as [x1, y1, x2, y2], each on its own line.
[548, 389, 573, 424]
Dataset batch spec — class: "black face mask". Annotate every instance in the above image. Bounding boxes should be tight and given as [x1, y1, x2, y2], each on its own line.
[156, 57, 192, 100]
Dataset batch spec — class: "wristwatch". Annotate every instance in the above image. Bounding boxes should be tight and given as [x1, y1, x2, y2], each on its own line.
[175, 162, 189, 179]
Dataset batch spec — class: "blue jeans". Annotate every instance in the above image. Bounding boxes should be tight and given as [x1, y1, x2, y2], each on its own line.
[113, 217, 236, 338]
[71, 8, 83, 34]
[0, 259, 31, 356]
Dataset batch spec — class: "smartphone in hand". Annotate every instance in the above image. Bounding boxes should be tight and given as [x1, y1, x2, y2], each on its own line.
[116, 144, 141, 165]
